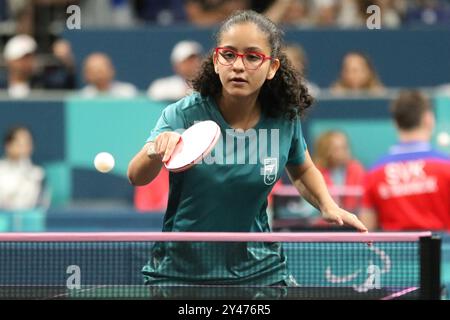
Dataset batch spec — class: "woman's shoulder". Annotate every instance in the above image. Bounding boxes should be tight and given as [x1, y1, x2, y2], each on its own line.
[267, 113, 302, 128]
[164, 92, 210, 112]
[161, 92, 213, 124]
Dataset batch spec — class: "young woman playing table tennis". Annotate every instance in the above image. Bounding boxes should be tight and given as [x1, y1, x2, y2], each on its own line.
[128, 10, 367, 286]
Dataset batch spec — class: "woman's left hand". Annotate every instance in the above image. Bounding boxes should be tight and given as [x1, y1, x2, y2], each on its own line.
[321, 207, 368, 232]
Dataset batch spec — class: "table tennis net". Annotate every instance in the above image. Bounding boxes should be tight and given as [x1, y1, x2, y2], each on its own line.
[0, 232, 440, 299]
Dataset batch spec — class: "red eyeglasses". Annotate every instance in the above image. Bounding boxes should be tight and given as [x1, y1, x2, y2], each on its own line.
[215, 47, 273, 70]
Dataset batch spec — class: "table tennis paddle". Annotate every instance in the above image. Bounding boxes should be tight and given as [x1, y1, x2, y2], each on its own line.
[163, 120, 221, 173]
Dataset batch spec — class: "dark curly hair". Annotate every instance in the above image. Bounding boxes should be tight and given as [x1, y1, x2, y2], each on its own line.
[190, 10, 314, 120]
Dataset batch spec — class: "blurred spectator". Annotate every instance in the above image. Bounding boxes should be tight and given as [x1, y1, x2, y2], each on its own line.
[370, 0, 403, 28]
[336, 0, 401, 29]
[1, 34, 75, 98]
[1, 34, 37, 98]
[147, 40, 202, 101]
[360, 90, 450, 231]
[4, 0, 33, 34]
[250, 0, 312, 26]
[280, 0, 312, 26]
[184, 0, 249, 26]
[284, 43, 319, 96]
[80, 0, 136, 27]
[331, 51, 385, 95]
[405, 0, 450, 26]
[133, 0, 187, 25]
[110, 0, 136, 26]
[2, 0, 80, 35]
[41, 39, 76, 90]
[312, 0, 339, 27]
[80, 52, 138, 98]
[313, 130, 365, 212]
[0, 126, 45, 211]
[251, 0, 404, 28]
[335, 0, 363, 28]
[250, 0, 406, 28]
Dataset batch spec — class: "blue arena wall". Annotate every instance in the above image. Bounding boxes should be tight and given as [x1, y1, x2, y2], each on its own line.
[63, 28, 450, 90]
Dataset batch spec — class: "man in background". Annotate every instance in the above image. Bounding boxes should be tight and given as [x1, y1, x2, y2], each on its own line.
[360, 90, 450, 231]
[2, 34, 37, 98]
[147, 40, 202, 101]
[80, 52, 138, 98]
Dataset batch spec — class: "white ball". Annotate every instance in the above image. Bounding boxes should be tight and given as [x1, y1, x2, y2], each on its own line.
[94, 152, 115, 173]
[437, 132, 450, 147]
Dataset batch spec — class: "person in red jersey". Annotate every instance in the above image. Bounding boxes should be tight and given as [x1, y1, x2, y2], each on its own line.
[360, 90, 450, 231]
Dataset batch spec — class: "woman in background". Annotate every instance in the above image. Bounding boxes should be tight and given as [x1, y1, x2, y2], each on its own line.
[331, 51, 385, 95]
[314, 130, 365, 212]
